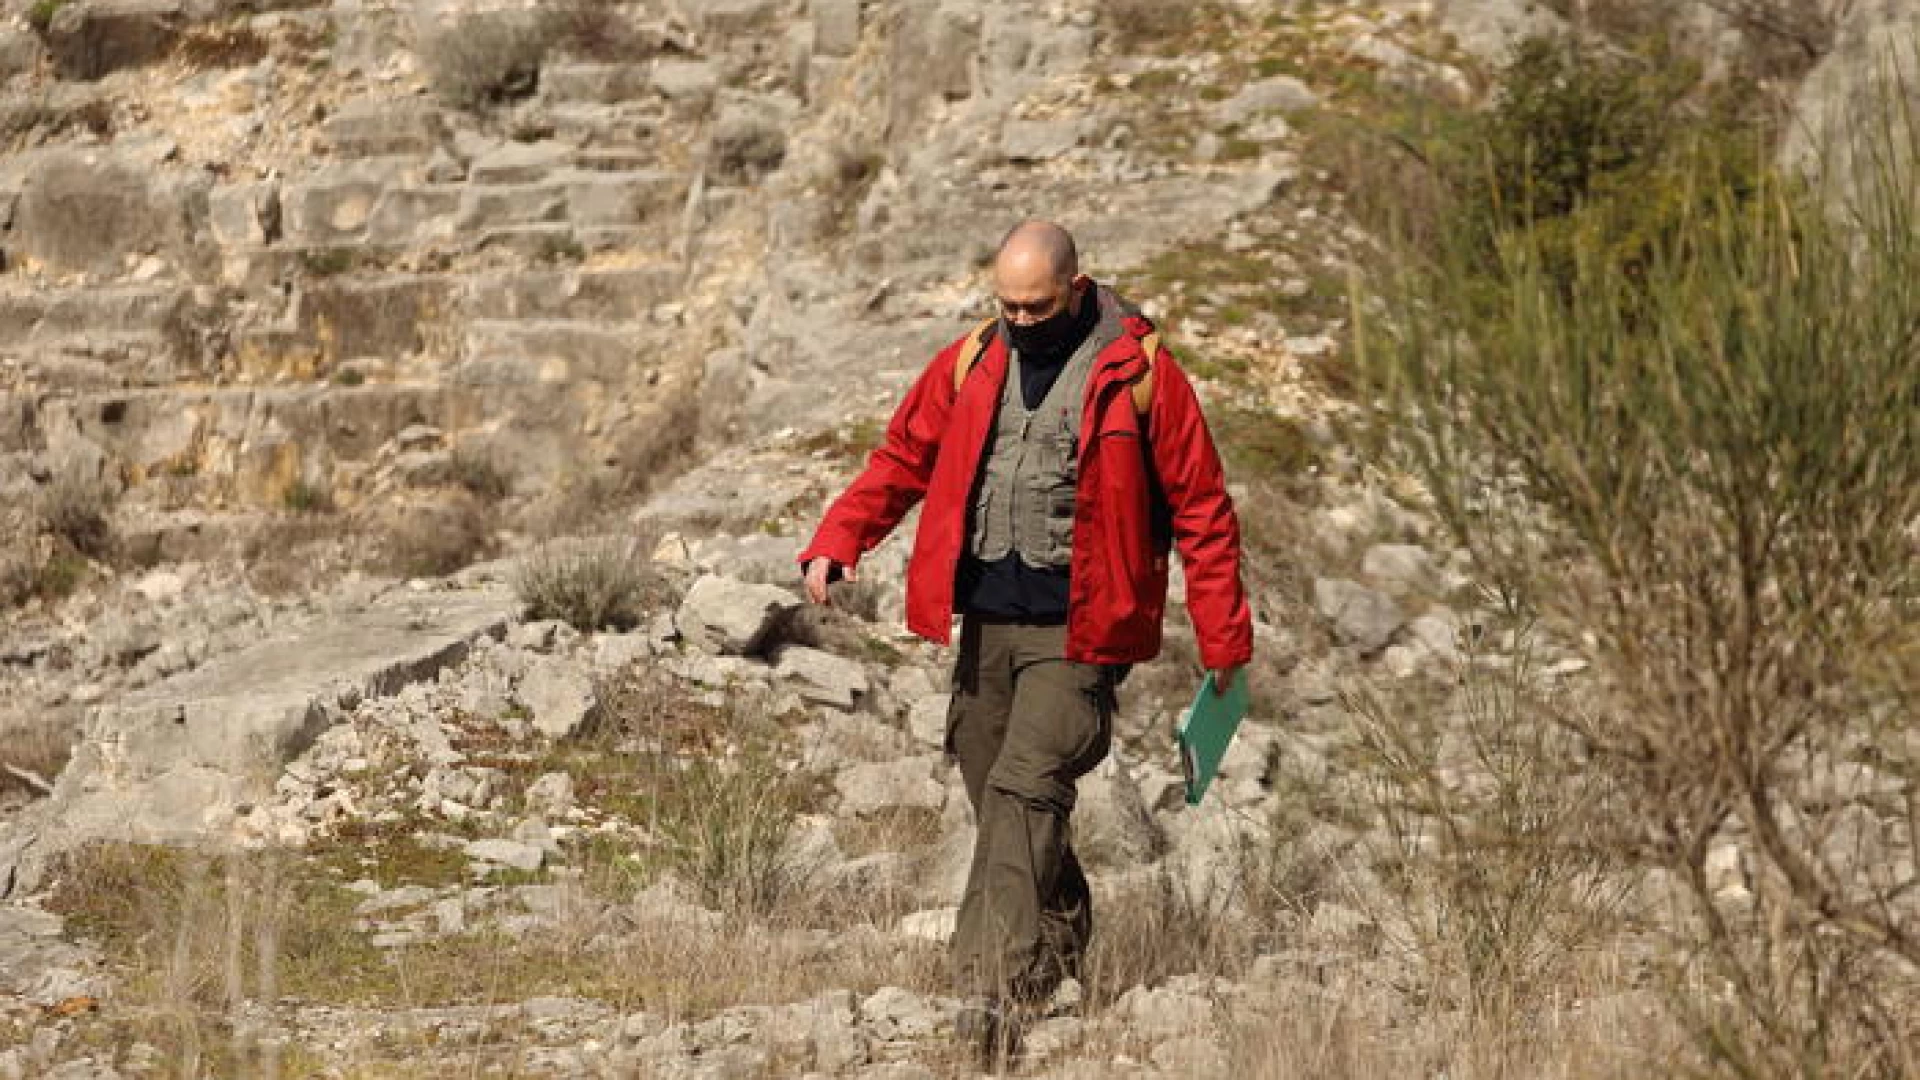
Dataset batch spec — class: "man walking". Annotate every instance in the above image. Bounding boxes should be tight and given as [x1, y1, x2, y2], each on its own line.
[799, 220, 1251, 1060]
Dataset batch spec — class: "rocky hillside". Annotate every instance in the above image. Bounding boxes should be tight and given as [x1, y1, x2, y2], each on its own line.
[0, 0, 1910, 1076]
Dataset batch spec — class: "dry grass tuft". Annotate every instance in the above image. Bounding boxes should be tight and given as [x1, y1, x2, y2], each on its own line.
[36, 462, 115, 561]
[513, 536, 666, 633]
[370, 493, 496, 579]
[0, 717, 75, 798]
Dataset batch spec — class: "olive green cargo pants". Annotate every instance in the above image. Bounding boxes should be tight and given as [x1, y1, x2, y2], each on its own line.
[946, 617, 1117, 1003]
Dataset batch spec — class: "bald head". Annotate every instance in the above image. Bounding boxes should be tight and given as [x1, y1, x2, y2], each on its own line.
[992, 220, 1082, 326]
[995, 220, 1079, 281]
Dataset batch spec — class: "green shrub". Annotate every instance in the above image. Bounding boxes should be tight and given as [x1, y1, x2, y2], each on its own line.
[1358, 79, 1920, 1079]
[27, 0, 68, 35]
[281, 480, 334, 516]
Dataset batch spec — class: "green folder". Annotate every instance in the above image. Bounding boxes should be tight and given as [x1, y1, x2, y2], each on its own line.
[1176, 671, 1250, 806]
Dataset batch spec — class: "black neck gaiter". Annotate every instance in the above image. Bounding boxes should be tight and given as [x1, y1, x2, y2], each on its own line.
[1006, 289, 1099, 368]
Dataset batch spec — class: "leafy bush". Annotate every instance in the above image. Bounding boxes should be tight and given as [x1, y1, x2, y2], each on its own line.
[27, 0, 67, 36]
[1358, 77, 1920, 1078]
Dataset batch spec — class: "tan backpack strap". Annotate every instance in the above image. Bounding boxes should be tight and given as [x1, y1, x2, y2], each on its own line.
[1130, 330, 1160, 416]
[951, 318, 997, 395]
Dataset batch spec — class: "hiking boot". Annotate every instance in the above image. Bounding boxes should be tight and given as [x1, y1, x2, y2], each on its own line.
[952, 997, 1025, 1073]
[952, 997, 999, 1047]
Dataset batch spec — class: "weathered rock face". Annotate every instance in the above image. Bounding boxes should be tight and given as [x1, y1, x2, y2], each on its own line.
[0, 584, 515, 897]
[1425, 0, 1567, 65]
[1781, 0, 1920, 197]
[10, 150, 208, 275]
[42, 0, 186, 82]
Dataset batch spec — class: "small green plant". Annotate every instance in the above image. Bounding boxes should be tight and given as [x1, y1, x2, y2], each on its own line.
[1213, 405, 1319, 481]
[280, 480, 334, 516]
[1358, 74, 1920, 1078]
[537, 233, 586, 264]
[331, 366, 367, 387]
[27, 0, 68, 35]
[513, 537, 663, 632]
[656, 754, 813, 916]
[33, 551, 88, 602]
[450, 447, 512, 502]
[300, 248, 358, 277]
[792, 417, 887, 462]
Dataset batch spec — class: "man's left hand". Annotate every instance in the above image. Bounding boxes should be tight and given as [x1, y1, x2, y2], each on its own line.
[1211, 665, 1241, 695]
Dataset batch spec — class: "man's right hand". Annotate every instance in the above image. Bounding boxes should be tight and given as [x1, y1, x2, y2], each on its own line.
[803, 557, 855, 605]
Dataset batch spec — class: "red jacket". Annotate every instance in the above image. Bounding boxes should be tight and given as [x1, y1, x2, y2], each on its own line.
[799, 299, 1253, 671]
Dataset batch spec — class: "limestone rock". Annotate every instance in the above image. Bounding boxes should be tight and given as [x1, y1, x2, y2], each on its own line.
[887, 0, 977, 133]
[1406, 610, 1463, 664]
[835, 755, 946, 817]
[689, 0, 781, 35]
[0, 906, 108, 1008]
[1001, 117, 1085, 163]
[897, 906, 956, 942]
[652, 58, 719, 106]
[515, 658, 597, 740]
[0, 587, 516, 898]
[1112, 982, 1214, 1041]
[1781, 2, 1920, 203]
[523, 772, 577, 818]
[324, 97, 448, 159]
[812, 0, 860, 56]
[43, 0, 184, 81]
[466, 838, 545, 873]
[1153, 1034, 1230, 1074]
[1212, 75, 1318, 125]
[1360, 542, 1439, 598]
[860, 985, 942, 1042]
[771, 645, 868, 710]
[1075, 757, 1163, 866]
[1430, 0, 1567, 67]
[1313, 577, 1405, 654]
[905, 692, 949, 749]
[542, 63, 654, 104]
[471, 141, 571, 185]
[676, 574, 799, 656]
[11, 150, 200, 274]
[208, 182, 281, 247]
[0, 27, 47, 82]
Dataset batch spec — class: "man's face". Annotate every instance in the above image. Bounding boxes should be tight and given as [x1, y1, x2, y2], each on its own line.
[993, 257, 1076, 327]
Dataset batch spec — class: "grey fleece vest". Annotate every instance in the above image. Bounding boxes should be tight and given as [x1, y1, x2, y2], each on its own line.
[968, 332, 1102, 569]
